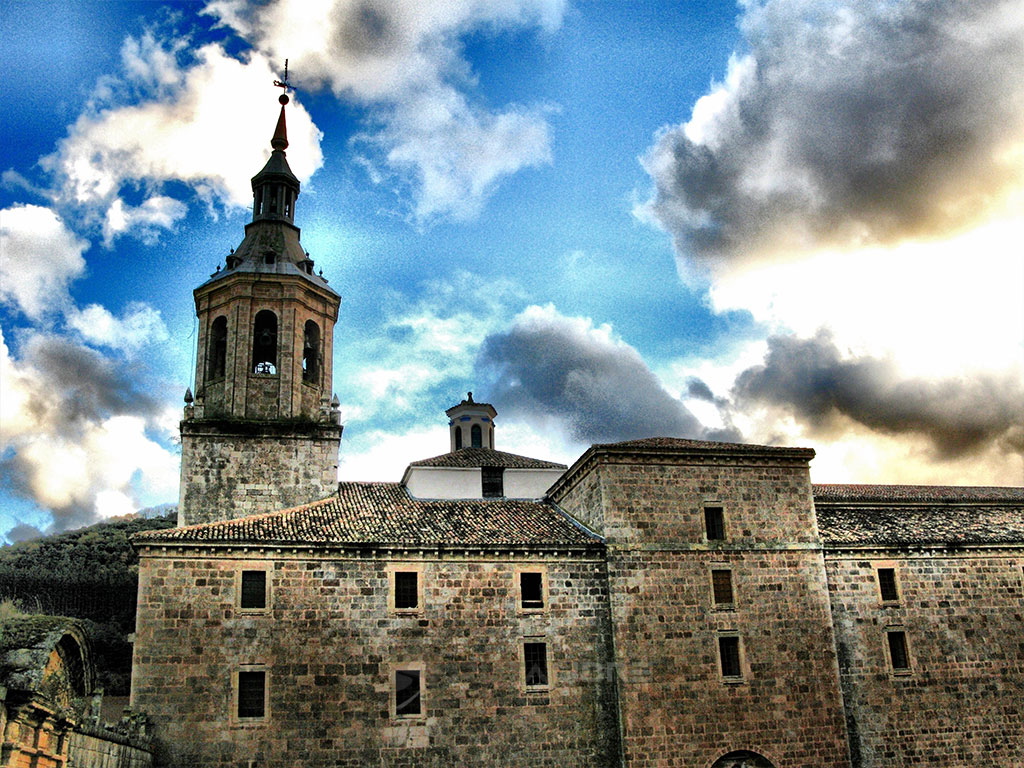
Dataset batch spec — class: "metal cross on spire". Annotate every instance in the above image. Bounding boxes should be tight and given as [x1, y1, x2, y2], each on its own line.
[272, 58, 292, 99]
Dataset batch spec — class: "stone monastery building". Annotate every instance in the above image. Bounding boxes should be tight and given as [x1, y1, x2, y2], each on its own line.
[129, 93, 1024, 767]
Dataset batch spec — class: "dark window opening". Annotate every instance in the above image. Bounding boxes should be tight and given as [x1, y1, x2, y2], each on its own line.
[521, 572, 544, 609]
[705, 506, 725, 541]
[240, 570, 267, 610]
[471, 424, 482, 448]
[482, 467, 504, 498]
[252, 310, 277, 374]
[302, 320, 321, 383]
[395, 670, 421, 716]
[284, 192, 292, 219]
[394, 571, 418, 610]
[878, 568, 899, 602]
[712, 569, 734, 605]
[524, 642, 548, 687]
[268, 186, 279, 214]
[887, 631, 910, 671]
[718, 636, 741, 678]
[207, 316, 227, 380]
[254, 189, 263, 217]
[238, 671, 265, 718]
[454, 426, 463, 450]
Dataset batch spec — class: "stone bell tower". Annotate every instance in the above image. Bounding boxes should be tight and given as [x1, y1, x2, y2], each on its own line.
[178, 87, 342, 526]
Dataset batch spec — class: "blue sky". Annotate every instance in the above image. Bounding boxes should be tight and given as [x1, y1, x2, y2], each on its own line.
[2, 0, 1022, 541]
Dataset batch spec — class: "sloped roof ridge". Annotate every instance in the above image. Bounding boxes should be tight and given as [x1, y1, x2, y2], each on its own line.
[409, 447, 566, 469]
[132, 481, 598, 548]
[593, 436, 813, 454]
[814, 483, 1024, 503]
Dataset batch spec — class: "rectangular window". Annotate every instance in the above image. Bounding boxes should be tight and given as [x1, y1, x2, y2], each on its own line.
[521, 572, 544, 610]
[704, 506, 725, 541]
[711, 569, 734, 606]
[524, 642, 549, 688]
[394, 571, 418, 610]
[482, 467, 504, 498]
[240, 570, 267, 610]
[718, 635, 742, 678]
[237, 671, 266, 718]
[887, 630, 910, 672]
[395, 670, 421, 716]
[878, 567, 899, 603]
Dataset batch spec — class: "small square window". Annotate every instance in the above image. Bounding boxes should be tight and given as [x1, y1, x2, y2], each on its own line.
[482, 467, 504, 498]
[887, 630, 910, 673]
[395, 670, 421, 717]
[711, 569, 734, 606]
[394, 572, 418, 610]
[240, 570, 267, 610]
[521, 572, 544, 610]
[524, 642, 549, 688]
[237, 671, 266, 719]
[704, 506, 725, 541]
[718, 635, 742, 679]
[877, 568, 899, 603]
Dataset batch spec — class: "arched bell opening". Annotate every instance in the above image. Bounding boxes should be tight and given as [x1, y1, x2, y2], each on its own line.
[207, 315, 227, 380]
[471, 424, 482, 448]
[252, 310, 278, 375]
[303, 320, 321, 384]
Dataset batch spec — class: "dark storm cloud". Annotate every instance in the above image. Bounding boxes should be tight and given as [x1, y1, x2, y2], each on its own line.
[23, 334, 162, 432]
[3, 523, 44, 544]
[3, 333, 170, 534]
[642, 0, 1024, 264]
[479, 308, 739, 445]
[733, 331, 1024, 458]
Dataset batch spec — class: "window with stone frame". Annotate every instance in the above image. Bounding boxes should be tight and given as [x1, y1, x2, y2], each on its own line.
[520, 571, 544, 610]
[711, 568, 734, 607]
[718, 634, 743, 680]
[395, 669, 421, 717]
[704, 505, 725, 541]
[877, 567, 900, 603]
[394, 571, 419, 610]
[886, 630, 911, 673]
[237, 670, 266, 719]
[523, 641, 549, 688]
[240, 570, 267, 610]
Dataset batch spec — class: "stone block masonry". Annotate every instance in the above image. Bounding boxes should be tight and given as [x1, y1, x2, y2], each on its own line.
[131, 549, 620, 767]
[551, 442, 852, 767]
[826, 552, 1024, 766]
[178, 420, 341, 526]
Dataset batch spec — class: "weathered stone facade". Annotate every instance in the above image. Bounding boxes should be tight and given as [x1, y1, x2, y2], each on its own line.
[132, 550, 619, 767]
[550, 440, 852, 768]
[177, 421, 341, 527]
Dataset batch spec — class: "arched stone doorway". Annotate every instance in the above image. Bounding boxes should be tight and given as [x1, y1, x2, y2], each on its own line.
[710, 750, 776, 768]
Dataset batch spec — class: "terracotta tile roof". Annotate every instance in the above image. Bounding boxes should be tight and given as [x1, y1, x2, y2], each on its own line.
[593, 437, 814, 455]
[814, 484, 1024, 503]
[814, 484, 1024, 547]
[133, 482, 598, 548]
[408, 447, 566, 470]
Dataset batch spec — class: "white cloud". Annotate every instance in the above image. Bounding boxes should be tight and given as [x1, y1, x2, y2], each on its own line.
[0, 204, 87, 319]
[44, 41, 323, 216]
[66, 301, 170, 353]
[204, 0, 562, 220]
[103, 196, 188, 245]
[708, 218, 1024, 380]
[640, 0, 1024, 266]
[0, 327, 179, 531]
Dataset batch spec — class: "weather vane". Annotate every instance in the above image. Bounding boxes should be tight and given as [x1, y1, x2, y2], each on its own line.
[273, 59, 292, 104]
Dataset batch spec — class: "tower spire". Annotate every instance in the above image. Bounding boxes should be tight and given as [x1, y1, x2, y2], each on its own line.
[271, 58, 291, 150]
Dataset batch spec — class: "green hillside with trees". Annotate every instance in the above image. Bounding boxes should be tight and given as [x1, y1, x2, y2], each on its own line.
[0, 511, 176, 694]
